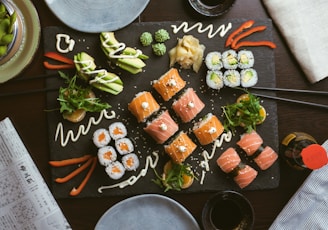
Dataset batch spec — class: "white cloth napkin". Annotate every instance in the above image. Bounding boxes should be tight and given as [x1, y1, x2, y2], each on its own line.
[269, 140, 328, 230]
[262, 0, 328, 83]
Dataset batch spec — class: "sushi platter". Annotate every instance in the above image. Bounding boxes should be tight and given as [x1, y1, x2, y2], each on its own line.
[44, 19, 280, 198]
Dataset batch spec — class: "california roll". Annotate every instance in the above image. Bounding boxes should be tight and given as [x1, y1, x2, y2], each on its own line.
[240, 68, 258, 88]
[206, 70, 224, 90]
[222, 50, 238, 69]
[238, 50, 254, 69]
[223, 70, 240, 88]
[205, 51, 223, 70]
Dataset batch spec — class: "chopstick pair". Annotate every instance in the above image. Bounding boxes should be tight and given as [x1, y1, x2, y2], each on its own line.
[250, 86, 328, 110]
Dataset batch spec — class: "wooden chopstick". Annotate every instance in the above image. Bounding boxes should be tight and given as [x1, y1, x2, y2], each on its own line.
[251, 86, 328, 95]
[252, 93, 328, 110]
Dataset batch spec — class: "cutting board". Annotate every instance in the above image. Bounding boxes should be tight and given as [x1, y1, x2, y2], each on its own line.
[44, 19, 279, 198]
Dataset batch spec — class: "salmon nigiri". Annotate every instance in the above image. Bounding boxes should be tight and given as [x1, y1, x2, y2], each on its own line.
[193, 113, 224, 145]
[144, 110, 179, 144]
[164, 132, 196, 164]
[152, 68, 186, 101]
[254, 146, 278, 170]
[172, 88, 205, 123]
[128, 91, 160, 123]
[237, 130, 263, 156]
[234, 165, 258, 189]
[216, 147, 241, 173]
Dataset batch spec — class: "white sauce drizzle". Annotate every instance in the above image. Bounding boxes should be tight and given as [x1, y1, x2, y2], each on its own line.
[56, 34, 75, 53]
[55, 110, 116, 147]
[199, 131, 233, 184]
[97, 151, 159, 192]
[102, 34, 142, 59]
[171, 21, 232, 39]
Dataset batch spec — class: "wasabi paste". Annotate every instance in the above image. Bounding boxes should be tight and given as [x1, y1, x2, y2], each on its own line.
[152, 43, 166, 56]
[140, 32, 153, 46]
[154, 29, 170, 43]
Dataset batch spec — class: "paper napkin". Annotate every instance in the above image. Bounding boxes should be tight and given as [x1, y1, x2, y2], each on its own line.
[269, 140, 328, 229]
[262, 0, 328, 83]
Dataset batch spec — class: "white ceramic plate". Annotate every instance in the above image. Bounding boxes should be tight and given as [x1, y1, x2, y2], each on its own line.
[44, 0, 150, 33]
[95, 194, 201, 230]
[0, 0, 40, 83]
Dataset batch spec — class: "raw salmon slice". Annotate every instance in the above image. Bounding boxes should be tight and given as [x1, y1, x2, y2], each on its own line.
[216, 147, 241, 173]
[254, 146, 278, 170]
[164, 132, 196, 164]
[172, 88, 205, 123]
[193, 113, 224, 145]
[128, 91, 160, 123]
[144, 110, 179, 144]
[153, 68, 186, 101]
[234, 165, 258, 189]
[237, 130, 263, 156]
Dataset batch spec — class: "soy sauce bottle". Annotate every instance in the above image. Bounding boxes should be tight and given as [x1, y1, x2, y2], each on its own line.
[281, 132, 328, 170]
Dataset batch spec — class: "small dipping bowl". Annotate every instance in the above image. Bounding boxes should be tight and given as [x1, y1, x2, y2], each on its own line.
[202, 191, 254, 230]
[0, 0, 23, 65]
[188, 0, 236, 17]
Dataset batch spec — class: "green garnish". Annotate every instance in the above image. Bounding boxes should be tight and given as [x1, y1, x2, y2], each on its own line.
[154, 29, 170, 43]
[152, 43, 166, 56]
[57, 71, 111, 114]
[153, 161, 194, 192]
[139, 32, 153, 46]
[222, 91, 264, 133]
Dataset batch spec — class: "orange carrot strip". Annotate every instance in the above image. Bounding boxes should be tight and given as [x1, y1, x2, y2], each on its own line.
[49, 154, 93, 167]
[55, 157, 94, 183]
[233, 40, 277, 50]
[225, 20, 255, 47]
[44, 52, 74, 65]
[43, 61, 75, 70]
[231, 25, 267, 48]
[70, 157, 97, 196]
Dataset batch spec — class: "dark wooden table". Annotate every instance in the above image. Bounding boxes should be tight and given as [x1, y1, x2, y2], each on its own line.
[1, 0, 327, 229]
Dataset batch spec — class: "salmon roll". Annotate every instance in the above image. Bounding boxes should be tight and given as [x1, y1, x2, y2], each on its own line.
[152, 68, 186, 101]
[93, 128, 111, 148]
[234, 165, 258, 189]
[98, 146, 117, 166]
[105, 161, 125, 180]
[237, 130, 263, 156]
[164, 132, 197, 164]
[172, 88, 205, 123]
[144, 110, 179, 144]
[253, 146, 278, 170]
[109, 122, 127, 140]
[115, 137, 134, 155]
[216, 148, 241, 173]
[128, 91, 160, 123]
[122, 153, 140, 171]
[193, 113, 224, 145]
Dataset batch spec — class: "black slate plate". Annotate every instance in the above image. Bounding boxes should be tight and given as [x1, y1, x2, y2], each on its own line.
[44, 19, 279, 198]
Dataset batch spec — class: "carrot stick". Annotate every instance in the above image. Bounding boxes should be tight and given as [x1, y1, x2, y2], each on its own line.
[233, 40, 277, 49]
[225, 20, 255, 47]
[49, 154, 93, 167]
[44, 52, 74, 65]
[70, 157, 97, 196]
[55, 157, 94, 183]
[43, 61, 75, 70]
[231, 25, 267, 49]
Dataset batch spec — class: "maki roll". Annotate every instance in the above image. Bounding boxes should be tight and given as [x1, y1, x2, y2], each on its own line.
[97, 146, 117, 166]
[128, 91, 160, 123]
[193, 113, 224, 145]
[122, 153, 140, 171]
[115, 137, 134, 155]
[237, 130, 263, 156]
[253, 146, 278, 170]
[223, 70, 240, 88]
[105, 161, 125, 180]
[144, 110, 179, 144]
[109, 122, 127, 140]
[205, 51, 223, 70]
[238, 50, 254, 69]
[222, 50, 238, 69]
[152, 68, 186, 101]
[93, 128, 111, 148]
[240, 68, 258, 88]
[206, 70, 224, 90]
[164, 132, 197, 164]
[172, 88, 205, 123]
